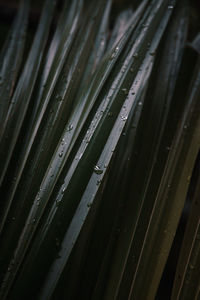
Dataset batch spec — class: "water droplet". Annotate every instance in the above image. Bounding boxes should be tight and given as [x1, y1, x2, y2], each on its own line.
[59, 152, 63, 157]
[121, 115, 127, 121]
[168, 5, 173, 9]
[121, 88, 128, 95]
[138, 102, 142, 106]
[133, 53, 139, 59]
[67, 124, 73, 131]
[94, 165, 103, 174]
[110, 53, 115, 60]
[56, 198, 62, 206]
[110, 46, 119, 59]
[147, 42, 151, 49]
[61, 188, 65, 194]
[56, 95, 62, 101]
[96, 179, 101, 186]
[100, 39, 105, 46]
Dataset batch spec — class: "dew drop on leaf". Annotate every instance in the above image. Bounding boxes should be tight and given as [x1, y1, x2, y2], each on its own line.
[121, 88, 128, 95]
[67, 124, 73, 131]
[94, 165, 103, 174]
[133, 53, 139, 59]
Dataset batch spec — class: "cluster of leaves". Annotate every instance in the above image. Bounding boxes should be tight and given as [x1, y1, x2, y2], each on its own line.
[0, 0, 199, 299]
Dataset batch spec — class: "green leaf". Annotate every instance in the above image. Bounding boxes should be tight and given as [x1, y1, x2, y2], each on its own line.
[0, 4, 112, 294]
[0, 0, 56, 188]
[129, 50, 200, 300]
[0, 0, 56, 297]
[0, 0, 101, 239]
[41, 51, 154, 300]
[0, 0, 155, 298]
[87, 1, 188, 299]
[106, 8, 133, 51]
[6, 1, 176, 299]
[0, 0, 29, 137]
[0, 1, 199, 299]
[171, 62, 200, 300]
[171, 170, 200, 300]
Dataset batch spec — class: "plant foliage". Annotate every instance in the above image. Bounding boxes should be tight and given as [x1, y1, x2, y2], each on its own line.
[0, 0, 199, 299]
